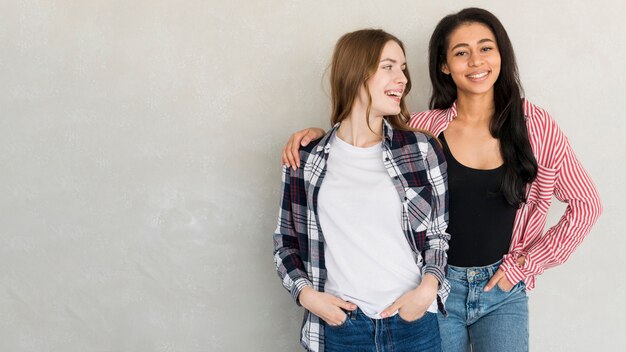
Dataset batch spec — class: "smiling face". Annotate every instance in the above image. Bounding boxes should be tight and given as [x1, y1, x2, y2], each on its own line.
[442, 22, 501, 100]
[356, 40, 408, 118]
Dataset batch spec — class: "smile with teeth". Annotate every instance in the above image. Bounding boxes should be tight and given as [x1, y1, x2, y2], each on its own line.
[466, 71, 489, 80]
[385, 90, 403, 102]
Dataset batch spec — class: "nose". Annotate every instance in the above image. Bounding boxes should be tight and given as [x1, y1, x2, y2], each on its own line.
[396, 69, 408, 85]
[468, 53, 484, 67]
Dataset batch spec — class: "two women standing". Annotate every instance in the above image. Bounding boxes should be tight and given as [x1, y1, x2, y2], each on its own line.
[276, 7, 601, 352]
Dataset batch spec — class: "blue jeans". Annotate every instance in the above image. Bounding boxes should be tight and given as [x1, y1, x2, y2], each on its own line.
[325, 307, 442, 352]
[437, 261, 529, 352]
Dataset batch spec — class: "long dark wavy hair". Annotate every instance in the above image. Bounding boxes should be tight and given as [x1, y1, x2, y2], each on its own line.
[428, 7, 537, 207]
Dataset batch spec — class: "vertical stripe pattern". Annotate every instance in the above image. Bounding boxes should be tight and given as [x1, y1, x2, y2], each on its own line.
[408, 99, 602, 290]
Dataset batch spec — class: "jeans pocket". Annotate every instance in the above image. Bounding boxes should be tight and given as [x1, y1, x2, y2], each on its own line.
[494, 281, 512, 293]
[494, 280, 525, 294]
[397, 311, 431, 325]
[326, 313, 349, 330]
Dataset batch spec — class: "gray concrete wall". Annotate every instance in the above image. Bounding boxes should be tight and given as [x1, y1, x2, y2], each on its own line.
[0, 1, 623, 351]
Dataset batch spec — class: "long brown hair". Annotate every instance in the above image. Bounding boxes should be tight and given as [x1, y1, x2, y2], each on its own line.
[330, 29, 413, 131]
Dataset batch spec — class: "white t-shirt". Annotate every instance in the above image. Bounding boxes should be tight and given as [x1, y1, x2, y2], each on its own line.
[318, 134, 437, 319]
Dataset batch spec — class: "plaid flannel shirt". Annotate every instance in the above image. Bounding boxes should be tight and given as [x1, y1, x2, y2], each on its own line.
[273, 120, 450, 352]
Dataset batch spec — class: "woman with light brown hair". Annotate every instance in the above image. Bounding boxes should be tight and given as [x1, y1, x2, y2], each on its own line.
[273, 29, 450, 351]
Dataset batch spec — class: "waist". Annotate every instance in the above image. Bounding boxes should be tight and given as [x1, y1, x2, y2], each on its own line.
[446, 259, 502, 282]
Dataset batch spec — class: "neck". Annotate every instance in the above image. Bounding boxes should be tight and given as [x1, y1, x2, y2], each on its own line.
[337, 106, 383, 148]
[456, 91, 495, 123]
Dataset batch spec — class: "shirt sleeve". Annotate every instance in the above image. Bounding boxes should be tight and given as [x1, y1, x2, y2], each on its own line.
[421, 137, 451, 291]
[273, 165, 313, 305]
[502, 116, 602, 285]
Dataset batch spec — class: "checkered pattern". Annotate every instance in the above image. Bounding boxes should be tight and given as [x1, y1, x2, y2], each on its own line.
[273, 120, 450, 352]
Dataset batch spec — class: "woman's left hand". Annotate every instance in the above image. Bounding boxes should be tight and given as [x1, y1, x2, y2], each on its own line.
[379, 274, 438, 321]
[484, 256, 525, 292]
[484, 268, 514, 292]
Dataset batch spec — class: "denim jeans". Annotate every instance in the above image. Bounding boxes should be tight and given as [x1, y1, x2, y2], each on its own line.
[324, 307, 442, 352]
[437, 261, 529, 352]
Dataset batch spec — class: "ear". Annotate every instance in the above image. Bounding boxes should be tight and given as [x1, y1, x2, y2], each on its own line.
[441, 63, 450, 75]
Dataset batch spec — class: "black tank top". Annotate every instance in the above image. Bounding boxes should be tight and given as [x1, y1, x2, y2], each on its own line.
[440, 133, 517, 267]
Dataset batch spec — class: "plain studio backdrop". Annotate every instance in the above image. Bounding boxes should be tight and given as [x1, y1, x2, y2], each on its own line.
[0, 1, 623, 351]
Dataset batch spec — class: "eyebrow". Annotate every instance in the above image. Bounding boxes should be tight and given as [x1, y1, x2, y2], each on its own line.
[380, 58, 407, 66]
[450, 38, 495, 51]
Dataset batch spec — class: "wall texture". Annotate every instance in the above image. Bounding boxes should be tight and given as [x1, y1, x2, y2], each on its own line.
[0, 0, 623, 351]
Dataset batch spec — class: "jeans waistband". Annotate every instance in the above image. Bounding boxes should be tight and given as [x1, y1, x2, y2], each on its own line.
[343, 307, 399, 322]
[446, 260, 502, 282]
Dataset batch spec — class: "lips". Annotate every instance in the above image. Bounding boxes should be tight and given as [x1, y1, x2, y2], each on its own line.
[466, 70, 490, 82]
[384, 89, 404, 103]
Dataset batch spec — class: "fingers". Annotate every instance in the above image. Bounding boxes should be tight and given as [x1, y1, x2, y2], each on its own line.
[300, 130, 312, 147]
[484, 270, 504, 292]
[333, 297, 356, 311]
[497, 275, 513, 292]
[398, 308, 426, 323]
[281, 137, 293, 167]
[282, 131, 305, 170]
[281, 128, 322, 169]
[289, 131, 308, 169]
[326, 311, 348, 326]
[380, 300, 402, 318]
[325, 297, 351, 326]
[281, 146, 289, 166]
[283, 133, 300, 170]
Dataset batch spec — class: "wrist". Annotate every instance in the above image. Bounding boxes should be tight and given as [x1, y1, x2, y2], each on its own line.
[420, 274, 439, 290]
[298, 286, 316, 309]
[414, 275, 438, 299]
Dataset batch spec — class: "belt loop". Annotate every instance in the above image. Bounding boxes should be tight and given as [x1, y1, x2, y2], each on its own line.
[350, 309, 357, 320]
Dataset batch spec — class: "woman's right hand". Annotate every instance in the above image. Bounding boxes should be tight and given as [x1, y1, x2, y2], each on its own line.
[298, 286, 356, 326]
[281, 128, 326, 170]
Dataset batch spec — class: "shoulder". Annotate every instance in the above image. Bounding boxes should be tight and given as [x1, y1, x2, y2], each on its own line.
[522, 99, 558, 131]
[298, 136, 324, 164]
[391, 129, 441, 155]
[522, 99, 568, 140]
[522, 99, 570, 165]
[300, 136, 323, 154]
[283, 136, 325, 182]
[409, 108, 449, 130]
[392, 128, 427, 143]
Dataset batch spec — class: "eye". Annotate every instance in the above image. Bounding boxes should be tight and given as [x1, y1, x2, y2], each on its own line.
[481, 46, 494, 52]
[382, 65, 393, 70]
[454, 51, 467, 57]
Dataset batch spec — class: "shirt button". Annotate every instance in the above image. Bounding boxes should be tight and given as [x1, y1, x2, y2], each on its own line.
[394, 176, 399, 180]
[385, 157, 390, 161]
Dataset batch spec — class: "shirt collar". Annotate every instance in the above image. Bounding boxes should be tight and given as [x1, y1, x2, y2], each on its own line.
[445, 100, 531, 121]
[316, 119, 394, 153]
[382, 118, 394, 144]
[315, 123, 339, 155]
[446, 101, 458, 122]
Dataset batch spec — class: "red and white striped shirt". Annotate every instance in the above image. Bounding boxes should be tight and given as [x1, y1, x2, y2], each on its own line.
[409, 99, 602, 290]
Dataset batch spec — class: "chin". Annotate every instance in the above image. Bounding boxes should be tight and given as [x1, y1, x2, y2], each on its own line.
[384, 107, 402, 116]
